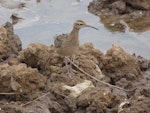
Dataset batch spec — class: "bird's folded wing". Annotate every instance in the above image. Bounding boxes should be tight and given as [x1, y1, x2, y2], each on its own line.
[54, 34, 69, 48]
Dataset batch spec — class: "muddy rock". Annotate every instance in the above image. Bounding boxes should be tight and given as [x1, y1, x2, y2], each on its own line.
[102, 44, 142, 87]
[0, 104, 28, 113]
[0, 22, 22, 61]
[62, 80, 94, 98]
[18, 43, 55, 74]
[0, 41, 149, 113]
[11, 13, 23, 25]
[119, 96, 150, 113]
[77, 87, 123, 113]
[134, 55, 150, 71]
[125, 0, 150, 10]
[111, 0, 126, 14]
[0, 23, 150, 113]
[18, 42, 78, 84]
[88, 0, 150, 32]
[0, 0, 25, 9]
[18, 42, 106, 85]
[0, 63, 46, 94]
[75, 43, 104, 80]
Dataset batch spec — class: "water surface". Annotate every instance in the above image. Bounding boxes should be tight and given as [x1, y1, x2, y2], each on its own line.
[0, 0, 150, 58]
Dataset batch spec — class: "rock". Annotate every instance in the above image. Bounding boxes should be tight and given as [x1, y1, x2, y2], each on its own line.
[11, 13, 23, 25]
[0, 23, 149, 113]
[0, 41, 149, 113]
[6, 57, 20, 65]
[62, 80, 94, 98]
[18, 43, 61, 76]
[0, 22, 22, 61]
[77, 87, 122, 113]
[102, 44, 142, 85]
[118, 99, 130, 113]
[0, 63, 46, 93]
[0, 0, 25, 9]
[4, 22, 22, 52]
[18, 43, 51, 68]
[1, 104, 28, 113]
[103, 44, 136, 68]
[75, 43, 104, 80]
[111, 0, 126, 14]
[0, 25, 8, 61]
[135, 55, 150, 71]
[125, 0, 150, 10]
[18, 42, 106, 85]
[119, 96, 150, 113]
[88, 0, 150, 32]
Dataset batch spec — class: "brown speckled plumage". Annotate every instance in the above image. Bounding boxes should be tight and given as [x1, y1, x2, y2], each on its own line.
[54, 20, 98, 56]
[54, 20, 98, 78]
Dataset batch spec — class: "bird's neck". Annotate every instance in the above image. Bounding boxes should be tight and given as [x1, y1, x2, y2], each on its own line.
[70, 27, 80, 40]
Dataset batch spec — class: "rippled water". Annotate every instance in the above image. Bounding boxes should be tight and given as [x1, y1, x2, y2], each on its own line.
[0, 0, 150, 58]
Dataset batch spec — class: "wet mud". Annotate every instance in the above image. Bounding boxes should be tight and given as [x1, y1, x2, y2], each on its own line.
[0, 22, 149, 113]
[88, 0, 150, 32]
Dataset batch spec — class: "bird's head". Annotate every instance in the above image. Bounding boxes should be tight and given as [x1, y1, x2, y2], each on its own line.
[74, 20, 98, 30]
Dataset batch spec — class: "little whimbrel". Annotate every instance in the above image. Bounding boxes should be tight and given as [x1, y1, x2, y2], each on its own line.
[54, 20, 98, 77]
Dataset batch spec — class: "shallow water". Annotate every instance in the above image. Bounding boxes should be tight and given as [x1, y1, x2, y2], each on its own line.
[0, 0, 150, 58]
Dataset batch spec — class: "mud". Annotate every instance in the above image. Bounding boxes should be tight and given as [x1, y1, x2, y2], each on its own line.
[0, 22, 150, 113]
[88, 0, 150, 32]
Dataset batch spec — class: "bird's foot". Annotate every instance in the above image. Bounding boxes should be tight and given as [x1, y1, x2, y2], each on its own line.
[66, 72, 73, 79]
[66, 67, 74, 79]
[64, 56, 74, 79]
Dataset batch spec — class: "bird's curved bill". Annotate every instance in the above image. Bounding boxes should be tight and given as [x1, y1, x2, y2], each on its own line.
[86, 25, 99, 30]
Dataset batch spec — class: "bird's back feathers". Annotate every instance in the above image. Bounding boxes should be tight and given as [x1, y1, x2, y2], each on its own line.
[54, 34, 69, 48]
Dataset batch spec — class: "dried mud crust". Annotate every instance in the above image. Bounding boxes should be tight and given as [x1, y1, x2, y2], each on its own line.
[88, 0, 150, 32]
[0, 22, 22, 61]
[0, 22, 150, 113]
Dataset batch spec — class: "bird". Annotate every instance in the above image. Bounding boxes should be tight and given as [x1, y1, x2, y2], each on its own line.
[54, 20, 98, 78]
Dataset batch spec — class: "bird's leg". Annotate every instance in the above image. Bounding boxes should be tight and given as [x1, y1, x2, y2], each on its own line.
[64, 57, 72, 79]
[68, 55, 75, 75]
[71, 54, 75, 63]
[69, 55, 73, 70]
